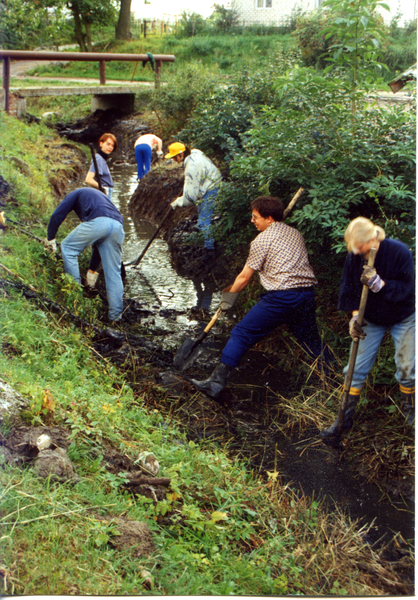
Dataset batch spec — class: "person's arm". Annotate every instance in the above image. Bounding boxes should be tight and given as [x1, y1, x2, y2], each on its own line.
[85, 170, 99, 189]
[155, 136, 163, 153]
[47, 191, 77, 240]
[229, 265, 255, 293]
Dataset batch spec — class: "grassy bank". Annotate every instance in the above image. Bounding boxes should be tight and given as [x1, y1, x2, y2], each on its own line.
[0, 111, 414, 594]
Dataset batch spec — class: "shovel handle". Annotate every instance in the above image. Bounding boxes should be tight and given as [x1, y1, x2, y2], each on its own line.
[89, 143, 105, 194]
[194, 307, 223, 344]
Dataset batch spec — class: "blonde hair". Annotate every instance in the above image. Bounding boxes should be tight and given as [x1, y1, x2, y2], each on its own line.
[344, 217, 386, 253]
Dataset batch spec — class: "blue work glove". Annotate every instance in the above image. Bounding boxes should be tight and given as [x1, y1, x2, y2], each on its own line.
[360, 266, 384, 293]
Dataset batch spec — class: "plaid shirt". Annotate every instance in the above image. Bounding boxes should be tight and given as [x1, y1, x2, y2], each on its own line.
[246, 221, 317, 291]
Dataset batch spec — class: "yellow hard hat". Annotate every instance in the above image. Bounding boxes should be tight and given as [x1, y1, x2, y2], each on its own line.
[165, 142, 186, 159]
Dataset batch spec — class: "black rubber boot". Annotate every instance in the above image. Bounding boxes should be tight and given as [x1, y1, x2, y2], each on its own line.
[320, 393, 359, 439]
[191, 362, 234, 399]
[400, 390, 415, 426]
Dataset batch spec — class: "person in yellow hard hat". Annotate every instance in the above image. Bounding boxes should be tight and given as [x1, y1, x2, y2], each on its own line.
[165, 142, 222, 253]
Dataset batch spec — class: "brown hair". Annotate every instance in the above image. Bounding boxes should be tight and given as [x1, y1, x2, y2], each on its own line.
[98, 133, 117, 152]
[250, 196, 284, 222]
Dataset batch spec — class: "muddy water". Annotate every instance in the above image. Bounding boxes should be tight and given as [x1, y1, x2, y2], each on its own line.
[111, 163, 220, 341]
[108, 164, 413, 548]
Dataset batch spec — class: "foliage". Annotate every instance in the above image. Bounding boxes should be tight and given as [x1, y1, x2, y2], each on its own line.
[212, 67, 416, 255]
[0, 0, 71, 49]
[176, 11, 210, 37]
[210, 3, 240, 32]
[150, 63, 219, 136]
[292, 9, 338, 69]
[383, 17, 417, 77]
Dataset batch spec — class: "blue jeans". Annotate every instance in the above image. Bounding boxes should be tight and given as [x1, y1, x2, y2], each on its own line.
[345, 312, 415, 389]
[197, 188, 217, 249]
[61, 217, 125, 321]
[221, 288, 327, 368]
[135, 144, 152, 180]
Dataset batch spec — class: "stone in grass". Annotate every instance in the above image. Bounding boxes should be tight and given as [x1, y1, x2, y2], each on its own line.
[33, 447, 80, 483]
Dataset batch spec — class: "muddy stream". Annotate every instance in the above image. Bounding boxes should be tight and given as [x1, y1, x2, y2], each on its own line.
[99, 162, 414, 551]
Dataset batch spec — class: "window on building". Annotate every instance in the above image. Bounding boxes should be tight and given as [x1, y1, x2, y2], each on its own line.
[256, 0, 272, 7]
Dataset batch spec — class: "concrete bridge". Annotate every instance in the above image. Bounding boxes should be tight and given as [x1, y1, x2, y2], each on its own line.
[0, 49, 175, 115]
[6, 83, 154, 117]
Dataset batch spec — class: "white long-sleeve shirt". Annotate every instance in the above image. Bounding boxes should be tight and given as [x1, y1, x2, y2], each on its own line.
[179, 149, 222, 205]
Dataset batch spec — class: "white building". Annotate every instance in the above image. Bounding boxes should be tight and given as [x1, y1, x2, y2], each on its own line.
[231, 0, 417, 27]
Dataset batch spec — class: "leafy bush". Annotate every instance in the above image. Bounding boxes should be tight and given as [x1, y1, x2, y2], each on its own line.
[150, 63, 219, 135]
[213, 68, 416, 256]
[180, 66, 285, 163]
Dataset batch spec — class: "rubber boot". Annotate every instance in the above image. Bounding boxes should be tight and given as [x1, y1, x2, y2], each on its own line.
[320, 389, 361, 439]
[400, 386, 415, 426]
[191, 362, 234, 399]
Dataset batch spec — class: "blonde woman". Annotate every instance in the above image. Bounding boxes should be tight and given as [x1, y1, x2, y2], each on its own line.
[322, 217, 415, 438]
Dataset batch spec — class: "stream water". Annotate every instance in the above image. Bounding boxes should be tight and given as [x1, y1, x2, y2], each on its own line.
[99, 163, 414, 549]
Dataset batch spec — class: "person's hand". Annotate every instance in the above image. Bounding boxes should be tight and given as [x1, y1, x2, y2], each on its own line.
[170, 197, 193, 209]
[86, 270, 99, 288]
[44, 239, 57, 253]
[349, 315, 367, 340]
[219, 286, 240, 311]
[156, 150, 163, 158]
[360, 265, 384, 292]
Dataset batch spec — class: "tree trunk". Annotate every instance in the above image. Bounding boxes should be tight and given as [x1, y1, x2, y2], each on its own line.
[69, 3, 87, 52]
[115, 0, 132, 40]
[83, 16, 93, 52]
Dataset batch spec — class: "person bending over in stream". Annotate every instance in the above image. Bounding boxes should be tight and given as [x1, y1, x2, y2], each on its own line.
[165, 142, 222, 255]
[191, 196, 329, 399]
[321, 217, 415, 439]
[45, 187, 125, 323]
[134, 133, 163, 180]
[85, 133, 118, 289]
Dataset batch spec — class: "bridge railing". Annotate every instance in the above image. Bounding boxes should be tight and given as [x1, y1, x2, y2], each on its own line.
[0, 49, 175, 113]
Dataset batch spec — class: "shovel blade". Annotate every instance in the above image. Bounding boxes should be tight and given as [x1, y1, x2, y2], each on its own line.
[173, 338, 198, 369]
[179, 345, 205, 372]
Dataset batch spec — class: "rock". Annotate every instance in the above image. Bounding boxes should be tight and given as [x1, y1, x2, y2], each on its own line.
[0, 378, 29, 424]
[98, 516, 156, 557]
[33, 447, 79, 483]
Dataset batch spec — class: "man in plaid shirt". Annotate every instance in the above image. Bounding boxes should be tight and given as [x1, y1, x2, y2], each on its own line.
[192, 196, 329, 399]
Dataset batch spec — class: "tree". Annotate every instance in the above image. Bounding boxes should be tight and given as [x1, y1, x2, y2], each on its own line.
[66, 0, 117, 51]
[115, 0, 132, 40]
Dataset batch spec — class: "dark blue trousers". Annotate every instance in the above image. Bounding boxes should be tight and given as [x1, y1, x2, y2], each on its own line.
[221, 288, 326, 368]
[135, 144, 152, 180]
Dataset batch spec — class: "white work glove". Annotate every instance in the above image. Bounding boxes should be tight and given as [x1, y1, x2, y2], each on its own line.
[170, 196, 193, 209]
[349, 315, 367, 341]
[44, 239, 57, 253]
[86, 271, 99, 288]
[360, 265, 384, 293]
[219, 286, 240, 311]
[156, 150, 163, 158]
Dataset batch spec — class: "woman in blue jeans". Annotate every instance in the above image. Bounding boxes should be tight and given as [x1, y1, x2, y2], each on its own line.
[321, 217, 415, 438]
[46, 188, 125, 322]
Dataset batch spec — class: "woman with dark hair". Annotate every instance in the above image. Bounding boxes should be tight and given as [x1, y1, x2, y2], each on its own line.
[85, 133, 117, 201]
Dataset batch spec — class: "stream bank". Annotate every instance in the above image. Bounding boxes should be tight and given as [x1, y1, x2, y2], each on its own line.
[1, 107, 413, 593]
[55, 109, 415, 541]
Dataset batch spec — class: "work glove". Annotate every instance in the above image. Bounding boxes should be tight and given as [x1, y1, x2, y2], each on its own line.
[349, 315, 367, 341]
[170, 196, 193, 209]
[219, 286, 240, 311]
[86, 270, 99, 288]
[156, 150, 163, 158]
[44, 239, 57, 253]
[360, 265, 384, 293]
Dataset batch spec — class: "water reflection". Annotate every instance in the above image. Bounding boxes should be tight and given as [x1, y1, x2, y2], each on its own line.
[111, 163, 220, 311]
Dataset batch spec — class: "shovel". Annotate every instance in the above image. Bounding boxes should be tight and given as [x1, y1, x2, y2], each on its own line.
[173, 306, 223, 371]
[124, 205, 173, 268]
[321, 247, 377, 444]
